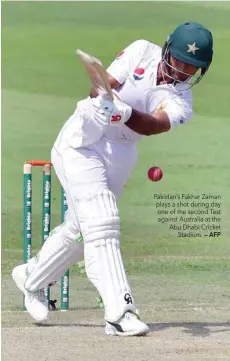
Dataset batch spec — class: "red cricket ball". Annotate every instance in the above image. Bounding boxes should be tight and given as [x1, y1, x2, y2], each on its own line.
[148, 166, 163, 182]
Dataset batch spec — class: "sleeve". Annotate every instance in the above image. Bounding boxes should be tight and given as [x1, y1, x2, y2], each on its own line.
[106, 40, 149, 85]
[164, 91, 193, 128]
[148, 88, 193, 128]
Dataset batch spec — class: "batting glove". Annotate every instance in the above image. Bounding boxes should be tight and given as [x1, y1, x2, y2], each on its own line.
[111, 97, 132, 126]
[91, 96, 115, 127]
[91, 96, 132, 127]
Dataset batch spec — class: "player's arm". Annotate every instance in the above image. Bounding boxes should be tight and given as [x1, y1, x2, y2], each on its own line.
[89, 72, 170, 135]
[117, 90, 193, 135]
[107, 74, 122, 90]
[89, 74, 121, 98]
[90, 40, 148, 97]
[125, 110, 171, 135]
[125, 89, 193, 135]
[91, 89, 192, 134]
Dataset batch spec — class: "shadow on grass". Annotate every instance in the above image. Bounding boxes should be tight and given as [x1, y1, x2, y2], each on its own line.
[38, 323, 104, 328]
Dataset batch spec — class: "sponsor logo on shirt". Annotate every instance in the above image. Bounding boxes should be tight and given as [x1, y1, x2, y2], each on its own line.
[133, 68, 145, 80]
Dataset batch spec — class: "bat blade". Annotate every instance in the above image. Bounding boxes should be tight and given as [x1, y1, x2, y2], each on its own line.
[76, 49, 113, 101]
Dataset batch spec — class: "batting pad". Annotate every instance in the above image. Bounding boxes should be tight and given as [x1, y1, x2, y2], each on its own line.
[77, 190, 138, 322]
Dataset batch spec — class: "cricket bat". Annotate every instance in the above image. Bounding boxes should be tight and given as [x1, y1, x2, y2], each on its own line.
[76, 49, 114, 101]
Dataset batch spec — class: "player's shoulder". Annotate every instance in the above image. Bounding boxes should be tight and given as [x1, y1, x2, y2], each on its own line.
[128, 39, 162, 55]
[175, 83, 193, 102]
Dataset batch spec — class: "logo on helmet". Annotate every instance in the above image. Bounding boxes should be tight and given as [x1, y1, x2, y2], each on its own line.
[187, 42, 200, 55]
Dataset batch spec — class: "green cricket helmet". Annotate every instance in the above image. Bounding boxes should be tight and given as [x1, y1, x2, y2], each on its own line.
[162, 22, 213, 85]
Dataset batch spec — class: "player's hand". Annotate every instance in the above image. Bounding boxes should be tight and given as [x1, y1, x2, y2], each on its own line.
[91, 96, 132, 126]
[111, 97, 132, 126]
[91, 96, 115, 126]
[76, 97, 111, 127]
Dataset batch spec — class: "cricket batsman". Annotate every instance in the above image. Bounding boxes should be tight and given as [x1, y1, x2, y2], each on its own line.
[12, 22, 213, 336]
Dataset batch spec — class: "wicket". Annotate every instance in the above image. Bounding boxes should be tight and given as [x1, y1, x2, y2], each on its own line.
[23, 160, 82, 311]
[60, 188, 69, 311]
[23, 160, 104, 311]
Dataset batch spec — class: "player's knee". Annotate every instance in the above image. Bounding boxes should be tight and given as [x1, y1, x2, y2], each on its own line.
[76, 189, 120, 243]
[60, 220, 82, 244]
[48, 219, 82, 246]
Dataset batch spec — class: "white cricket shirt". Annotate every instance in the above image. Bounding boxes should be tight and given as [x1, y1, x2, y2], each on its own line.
[105, 39, 193, 142]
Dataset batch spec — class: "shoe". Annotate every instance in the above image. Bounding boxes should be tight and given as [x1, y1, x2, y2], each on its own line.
[12, 264, 49, 323]
[105, 312, 149, 336]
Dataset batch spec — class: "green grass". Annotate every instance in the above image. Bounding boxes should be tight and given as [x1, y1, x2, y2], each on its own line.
[2, 2, 230, 301]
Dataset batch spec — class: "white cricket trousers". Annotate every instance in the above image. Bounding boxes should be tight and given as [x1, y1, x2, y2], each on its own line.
[25, 136, 139, 321]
